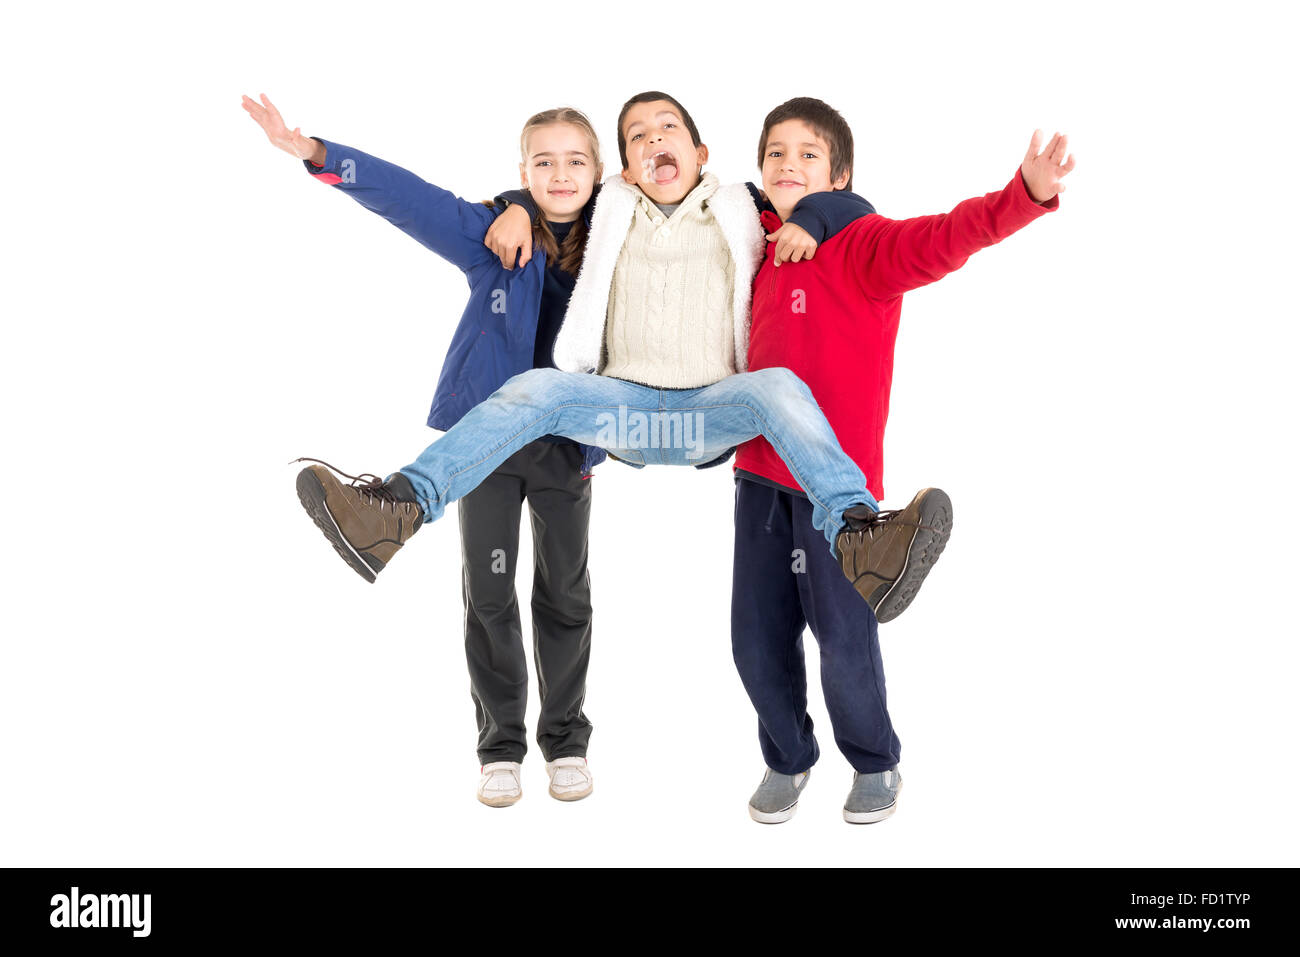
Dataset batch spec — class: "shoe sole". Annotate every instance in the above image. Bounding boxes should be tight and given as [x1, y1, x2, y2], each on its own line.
[843, 800, 897, 824]
[295, 468, 381, 584]
[748, 802, 798, 824]
[477, 791, 522, 808]
[844, 780, 902, 824]
[549, 784, 593, 802]
[873, 489, 953, 623]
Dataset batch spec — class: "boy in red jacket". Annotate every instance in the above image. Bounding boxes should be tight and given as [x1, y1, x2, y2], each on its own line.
[735, 98, 1073, 824]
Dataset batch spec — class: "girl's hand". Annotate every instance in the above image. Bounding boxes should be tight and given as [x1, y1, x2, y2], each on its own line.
[1021, 130, 1076, 204]
[766, 222, 817, 266]
[485, 203, 534, 270]
[241, 93, 325, 164]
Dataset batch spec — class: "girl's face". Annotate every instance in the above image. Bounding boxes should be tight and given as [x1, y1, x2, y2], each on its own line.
[520, 123, 601, 223]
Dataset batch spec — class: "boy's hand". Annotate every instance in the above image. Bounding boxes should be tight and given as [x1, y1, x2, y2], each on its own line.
[242, 93, 326, 165]
[1021, 130, 1076, 204]
[485, 203, 534, 270]
[766, 222, 818, 266]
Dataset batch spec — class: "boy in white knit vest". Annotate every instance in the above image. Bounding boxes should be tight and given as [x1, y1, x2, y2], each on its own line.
[294, 92, 952, 626]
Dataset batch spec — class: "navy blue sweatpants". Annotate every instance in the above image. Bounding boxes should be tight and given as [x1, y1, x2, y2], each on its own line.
[731, 477, 902, 775]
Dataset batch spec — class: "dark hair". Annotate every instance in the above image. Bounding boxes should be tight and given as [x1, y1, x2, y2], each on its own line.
[758, 97, 854, 190]
[616, 91, 702, 169]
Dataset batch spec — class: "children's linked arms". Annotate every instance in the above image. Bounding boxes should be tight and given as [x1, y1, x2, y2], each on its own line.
[241, 92, 505, 272]
[847, 130, 1075, 300]
[484, 192, 537, 271]
[772, 190, 878, 266]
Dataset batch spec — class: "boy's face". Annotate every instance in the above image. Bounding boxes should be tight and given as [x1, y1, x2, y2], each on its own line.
[761, 119, 850, 220]
[519, 122, 602, 224]
[619, 99, 709, 205]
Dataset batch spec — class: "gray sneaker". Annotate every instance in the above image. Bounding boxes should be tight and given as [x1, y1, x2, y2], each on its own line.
[843, 766, 902, 824]
[748, 768, 810, 824]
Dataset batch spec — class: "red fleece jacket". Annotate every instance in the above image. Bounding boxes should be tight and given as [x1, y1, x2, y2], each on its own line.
[735, 170, 1058, 501]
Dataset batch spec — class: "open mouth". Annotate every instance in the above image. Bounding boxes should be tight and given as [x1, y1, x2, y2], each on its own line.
[646, 150, 678, 185]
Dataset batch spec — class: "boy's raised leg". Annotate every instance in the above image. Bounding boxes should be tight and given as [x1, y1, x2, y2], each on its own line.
[837, 488, 954, 623]
[294, 463, 423, 583]
[666, 369, 954, 619]
[293, 369, 652, 581]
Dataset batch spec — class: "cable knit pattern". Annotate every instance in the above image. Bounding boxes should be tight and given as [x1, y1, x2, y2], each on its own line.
[602, 175, 734, 387]
[552, 173, 765, 385]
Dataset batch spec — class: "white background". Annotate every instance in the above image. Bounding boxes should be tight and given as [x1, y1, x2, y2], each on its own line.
[2, 0, 1296, 867]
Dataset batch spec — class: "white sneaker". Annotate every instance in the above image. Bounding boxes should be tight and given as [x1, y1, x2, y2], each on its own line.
[545, 756, 593, 802]
[477, 761, 523, 808]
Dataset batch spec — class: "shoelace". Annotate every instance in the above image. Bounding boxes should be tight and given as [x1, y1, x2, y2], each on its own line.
[290, 457, 408, 507]
[850, 508, 941, 534]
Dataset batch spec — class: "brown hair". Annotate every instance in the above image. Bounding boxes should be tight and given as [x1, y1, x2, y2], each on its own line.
[615, 91, 702, 169]
[519, 107, 601, 275]
[758, 97, 854, 190]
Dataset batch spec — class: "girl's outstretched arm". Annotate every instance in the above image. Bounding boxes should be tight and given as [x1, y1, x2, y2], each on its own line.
[242, 93, 498, 273]
[243, 93, 324, 162]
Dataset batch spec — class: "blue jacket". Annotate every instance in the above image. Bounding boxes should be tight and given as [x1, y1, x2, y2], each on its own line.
[303, 138, 608, 476]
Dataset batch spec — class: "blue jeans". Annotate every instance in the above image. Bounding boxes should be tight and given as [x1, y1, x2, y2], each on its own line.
[395, 367, 879, 553]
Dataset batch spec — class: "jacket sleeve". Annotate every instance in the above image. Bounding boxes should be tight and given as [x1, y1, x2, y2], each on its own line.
[787, 190, 876, 243]
[846, 170, 1058, 300]
[304, 137, 497, 272]
[493, 188, 540, 219]
[742, 184, 875, 243]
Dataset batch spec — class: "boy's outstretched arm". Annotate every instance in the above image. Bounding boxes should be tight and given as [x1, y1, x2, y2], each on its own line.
[242, 93, 499, 272]
[847, 130, 1074, 300]
[1020, 130, 1075, 203]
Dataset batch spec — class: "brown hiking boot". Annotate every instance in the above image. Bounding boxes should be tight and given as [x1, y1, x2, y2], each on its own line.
[835, 488, 953, 623]
[293, 458, 423, 583]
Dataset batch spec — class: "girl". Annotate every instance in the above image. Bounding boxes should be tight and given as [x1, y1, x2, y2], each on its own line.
[243, 94, 602, 809]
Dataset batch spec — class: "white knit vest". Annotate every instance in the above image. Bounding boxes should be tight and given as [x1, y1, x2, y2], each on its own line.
[552, 174, 766, 382]
[599, 173, 736, 388]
